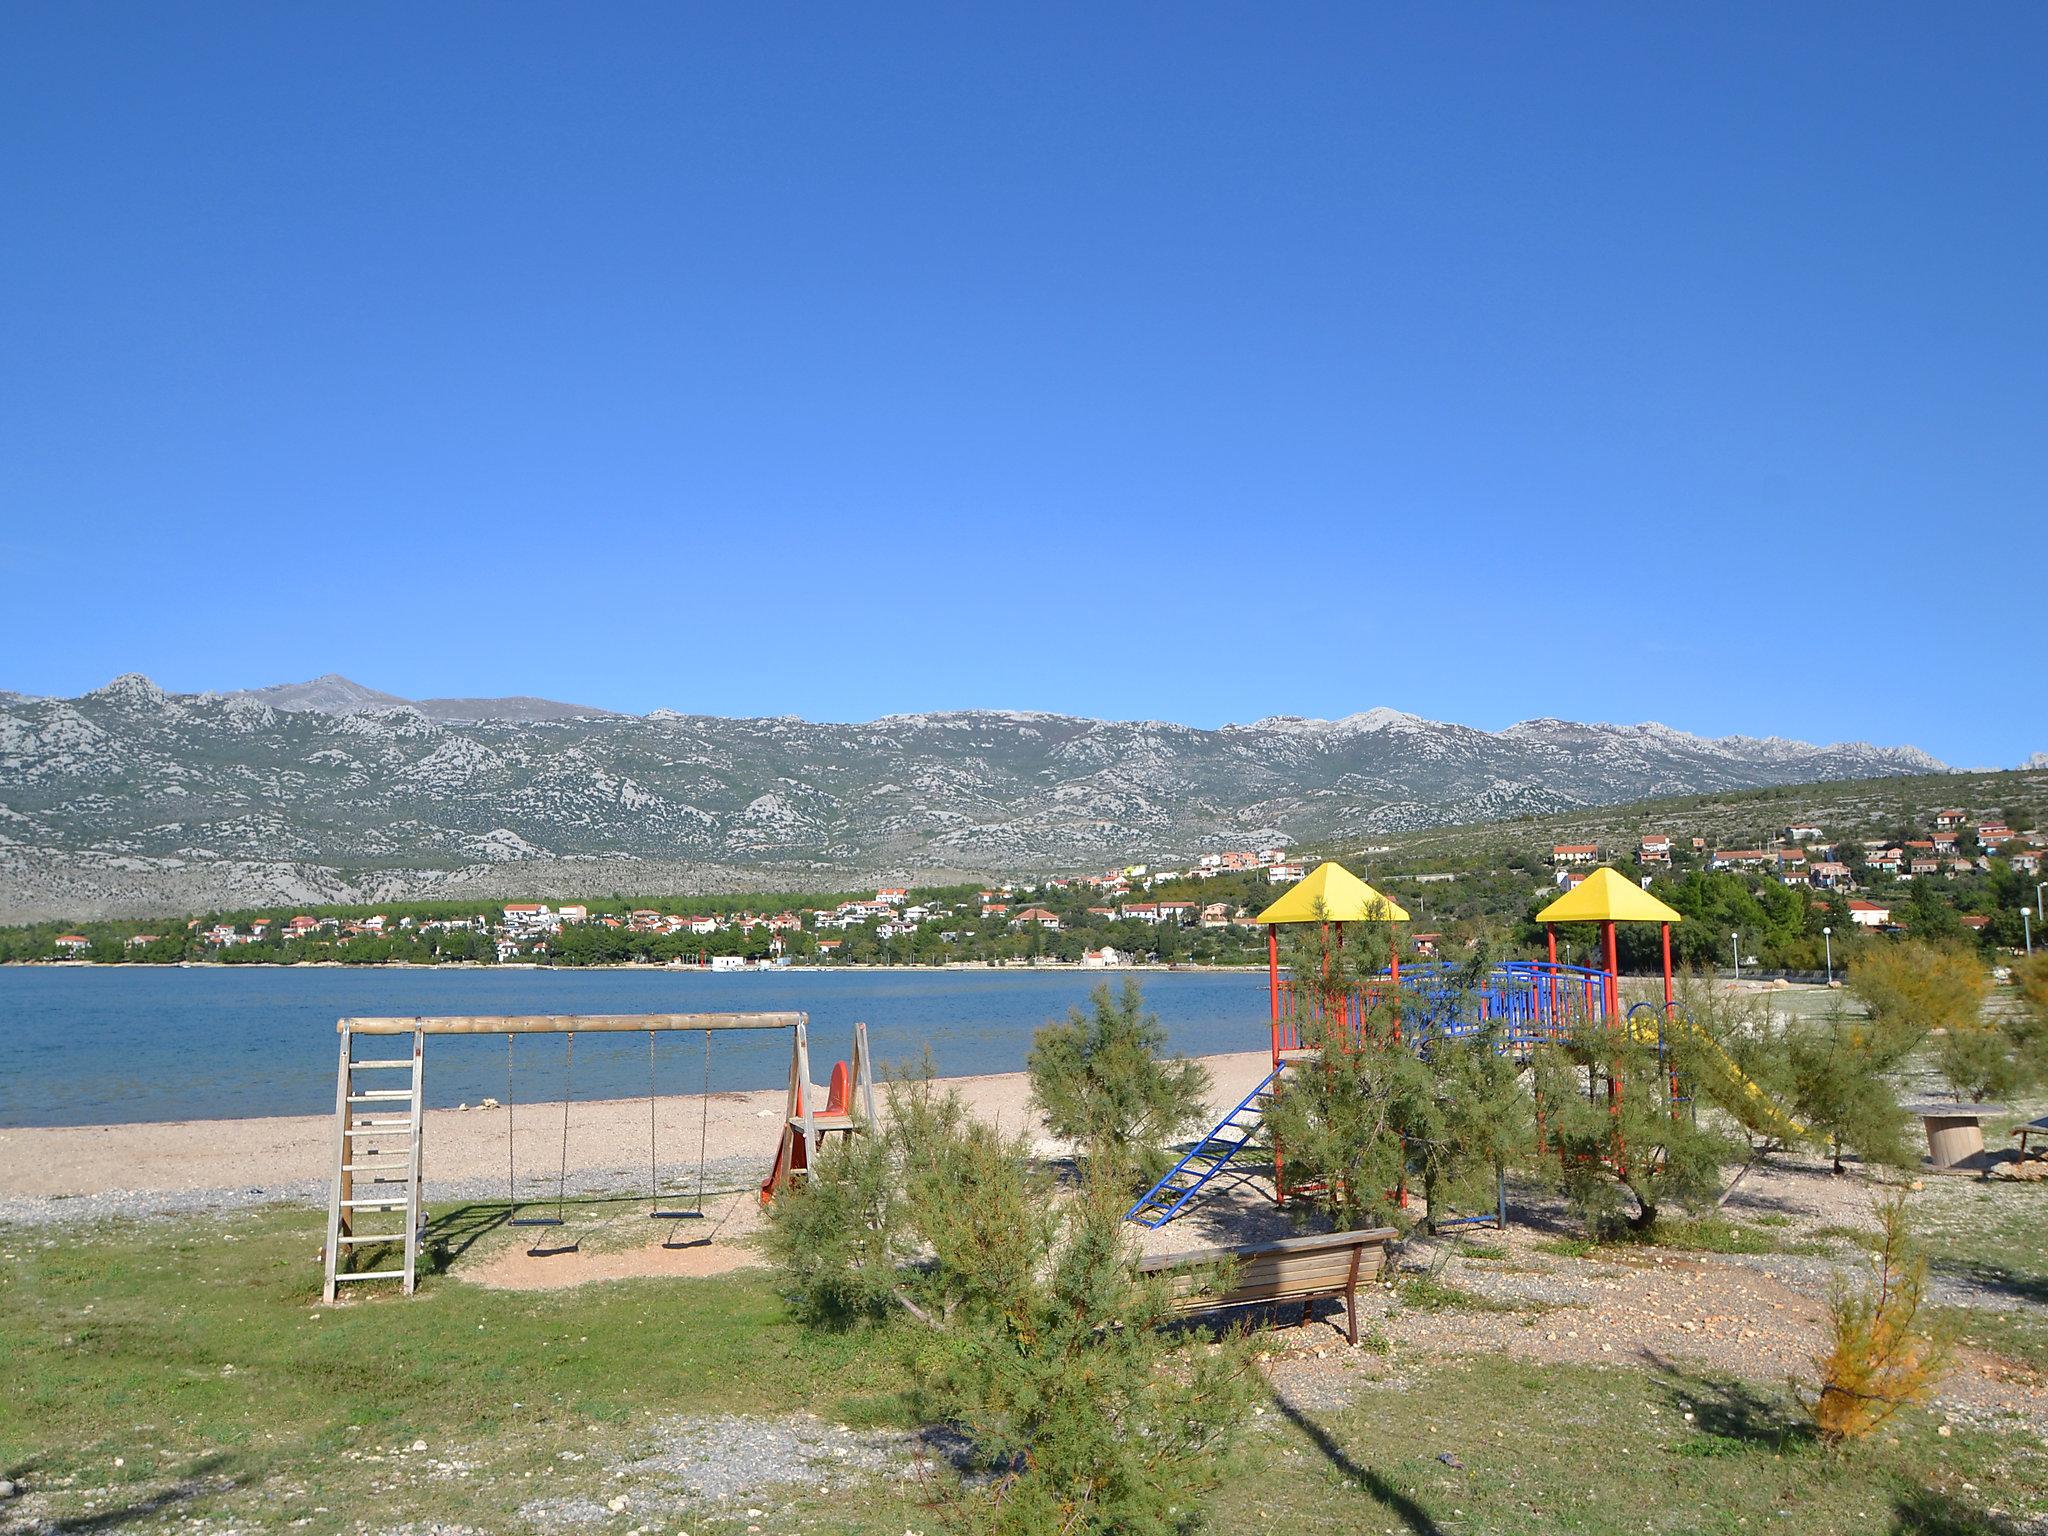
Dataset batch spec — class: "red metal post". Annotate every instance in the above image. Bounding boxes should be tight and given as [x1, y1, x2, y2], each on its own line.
[1268, 923, 1280, 1063]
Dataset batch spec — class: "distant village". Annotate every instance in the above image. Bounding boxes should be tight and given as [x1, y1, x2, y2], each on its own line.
[32, 847, 1314, 968]
[17, 804, 2045, 967]
[1553, 806, 2042, 938]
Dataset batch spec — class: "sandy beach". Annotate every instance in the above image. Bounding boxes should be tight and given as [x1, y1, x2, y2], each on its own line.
[0, 1048, 1277, 1205]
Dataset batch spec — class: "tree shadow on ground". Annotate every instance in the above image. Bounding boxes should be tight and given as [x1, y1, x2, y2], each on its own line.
[46, 1454, 235, 1533]
[1925, 1256, 2048, 1309]
[1636, 1349, 1814, 1451]
[1269, 1391, 1446, 1536]
[418, 1199, 515, 1272]
[1890, 1485, 2032, 1534]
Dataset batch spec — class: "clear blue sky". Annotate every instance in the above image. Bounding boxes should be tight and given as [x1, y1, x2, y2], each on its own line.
[4, 5, 2042, 765]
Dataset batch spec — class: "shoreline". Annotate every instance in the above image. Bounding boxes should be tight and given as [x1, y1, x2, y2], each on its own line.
[0, 1048, 1277, 1215]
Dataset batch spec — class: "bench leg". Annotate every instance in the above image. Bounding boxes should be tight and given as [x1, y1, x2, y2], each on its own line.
[1345, 1244, 1363, 1346]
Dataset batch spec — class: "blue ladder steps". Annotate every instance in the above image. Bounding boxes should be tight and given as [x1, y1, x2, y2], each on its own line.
[1124, 1066, 1281, 1228]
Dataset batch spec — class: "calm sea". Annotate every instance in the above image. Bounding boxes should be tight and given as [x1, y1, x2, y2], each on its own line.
[0, 966, 1270, 1128]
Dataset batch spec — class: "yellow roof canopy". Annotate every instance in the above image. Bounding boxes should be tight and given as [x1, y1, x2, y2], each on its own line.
[1255, 861, 1411, 924]
[1535, 866, 1683, 925]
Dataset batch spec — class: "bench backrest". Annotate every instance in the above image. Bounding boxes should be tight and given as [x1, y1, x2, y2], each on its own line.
[1139, 1227, 1395, 1305]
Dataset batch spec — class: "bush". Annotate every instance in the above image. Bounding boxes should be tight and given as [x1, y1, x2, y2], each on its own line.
[1803, 1188, 1952, 1445]
[909, 1167, 1260, 1535]
[1027, 980, 1210, 1188]
[1533, 1014, 1733, 1236]
[767, 1065, 1262, 1534]
[757, 1123, 909, 1330]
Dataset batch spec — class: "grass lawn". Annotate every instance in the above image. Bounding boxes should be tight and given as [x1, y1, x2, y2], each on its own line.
[4, 1204, 2046, 1534]
[1914, 1178, 2048, 1376]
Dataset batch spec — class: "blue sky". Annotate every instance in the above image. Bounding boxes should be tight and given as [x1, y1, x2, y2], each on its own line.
[3, 5, 2042, 765]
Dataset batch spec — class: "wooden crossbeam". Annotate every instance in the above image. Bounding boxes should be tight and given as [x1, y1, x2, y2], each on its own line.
[338, 1012, 806, 1036]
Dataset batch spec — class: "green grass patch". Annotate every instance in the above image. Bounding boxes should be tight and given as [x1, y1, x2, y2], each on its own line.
[1215, 1356, 2048, 1535]
[5, 1206, 2047, 1535]
[1456, 1240, 1510, 1260]
[0, 1205, 915, 1533]
[1395, 1274, 1525, 1313]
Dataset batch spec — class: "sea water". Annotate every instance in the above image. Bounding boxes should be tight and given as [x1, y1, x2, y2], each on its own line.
[0, 966, 1269, 1127]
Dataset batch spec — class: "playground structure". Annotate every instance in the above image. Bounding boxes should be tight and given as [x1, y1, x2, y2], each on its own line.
[321, 1010, 874, 1302]
[1127, 860, 1801, 1228]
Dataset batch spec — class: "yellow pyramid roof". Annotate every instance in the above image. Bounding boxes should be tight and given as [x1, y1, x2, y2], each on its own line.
[1255, 861, 1410, 924]
[1535, 866, 1683, 925]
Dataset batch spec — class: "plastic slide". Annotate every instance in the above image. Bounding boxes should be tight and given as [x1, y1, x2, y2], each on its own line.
[1624, 1004, 1808, 1141]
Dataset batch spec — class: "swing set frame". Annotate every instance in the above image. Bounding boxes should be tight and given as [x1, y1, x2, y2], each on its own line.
[323, 1011, 870, 1299]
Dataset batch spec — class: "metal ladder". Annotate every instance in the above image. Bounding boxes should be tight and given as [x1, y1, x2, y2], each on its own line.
[1125, 1066, 1281, 1228]
[322, 1025, 425, 1303]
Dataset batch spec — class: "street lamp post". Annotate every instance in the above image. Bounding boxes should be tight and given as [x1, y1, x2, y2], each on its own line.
[2026, 907, 2035, 957]
[2036, 881, 2046, 921]
[1823, 925, 1833, 986]
[1731, 931, 1741, 982]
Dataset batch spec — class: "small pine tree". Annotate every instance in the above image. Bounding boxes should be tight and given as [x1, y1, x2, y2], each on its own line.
[769, 1071, 1262, 1534]
[1533, 1013, 1732, 1235]
[1261, 914, 1419, 1230]
[1027, 979, 1210, 1188]
[1786, 1005, 1913, 1174]
[756, 1130, 906, 1330]
[1804, 1188, 1952, 1445]
[915, 1168, 1260, 1535]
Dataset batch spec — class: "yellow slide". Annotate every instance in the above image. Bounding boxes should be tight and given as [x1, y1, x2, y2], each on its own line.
[1623, 1006, 1808, 1141]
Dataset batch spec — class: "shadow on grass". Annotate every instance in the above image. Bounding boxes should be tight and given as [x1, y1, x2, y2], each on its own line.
[1891, 1485, 2032, 1535]
[419, 1199, 515, 1274]
[1926, 1257, 2048, 1309]
[1637, 1350, 1813, 1452]
[48, 1454, 234, 1533]
[1270, 1392, 1446, 1536]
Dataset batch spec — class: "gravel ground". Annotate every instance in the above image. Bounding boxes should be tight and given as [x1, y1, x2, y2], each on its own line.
[1250, 1158, 2048, 1436]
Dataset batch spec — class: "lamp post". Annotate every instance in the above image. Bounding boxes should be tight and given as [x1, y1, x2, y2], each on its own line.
[1823, 925, 1833, 987]
[1731, 931, 1740, 982]
[2036, 881, 2046, 921]
[2025, 907, 2034, 957]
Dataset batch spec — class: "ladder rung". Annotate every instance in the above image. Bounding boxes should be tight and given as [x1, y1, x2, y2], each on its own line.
[348, 1059, 416, 1070]
[341, 1163, 411, 1174]
[349, 1091, 415, 1102]
[335, 1232, 415, 1246]
[333, 1269, 408, 1282]
[345, 1122, 414, 1134]
[340, 1198, 410, 1210]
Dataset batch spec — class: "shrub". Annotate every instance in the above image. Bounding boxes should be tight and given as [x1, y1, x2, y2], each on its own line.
[757, 1121, 909, 1330]
[1803, 1188, 1952, 1445]
[1533, 1014, 1733, 1236]
[1027, 979, 1210, 1188]
[908, 1165, 1260, 1535]
[769, 1065, 1262, 1534]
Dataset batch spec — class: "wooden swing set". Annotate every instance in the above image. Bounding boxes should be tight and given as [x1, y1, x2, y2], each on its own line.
[320, 1011, 875, 1302]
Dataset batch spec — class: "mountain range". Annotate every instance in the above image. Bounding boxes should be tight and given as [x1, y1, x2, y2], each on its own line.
[0, 674, 1948, 923]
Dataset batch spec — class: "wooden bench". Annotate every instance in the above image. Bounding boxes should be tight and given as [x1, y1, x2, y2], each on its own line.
[1137, 1226, 1396, 1345]
[2010, 1116, 2048, 1157]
